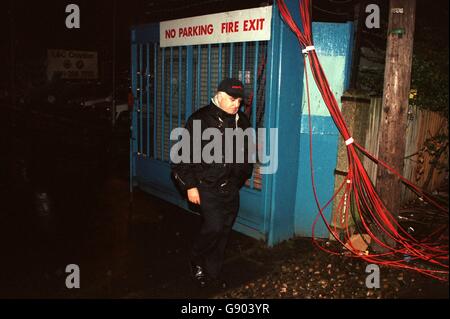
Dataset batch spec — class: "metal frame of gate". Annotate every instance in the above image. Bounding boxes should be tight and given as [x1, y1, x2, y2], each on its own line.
[130, 37, 275, 241]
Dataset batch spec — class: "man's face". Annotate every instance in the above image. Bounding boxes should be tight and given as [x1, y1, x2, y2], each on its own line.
[218, 92, 242, 114]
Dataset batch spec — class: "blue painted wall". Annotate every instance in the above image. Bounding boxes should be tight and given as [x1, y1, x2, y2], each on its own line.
[294, 22, 354, 238]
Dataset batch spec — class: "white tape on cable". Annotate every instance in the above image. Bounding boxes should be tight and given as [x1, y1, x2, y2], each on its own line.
[302, 46, 315, 54]
[345, 137, 354, 146]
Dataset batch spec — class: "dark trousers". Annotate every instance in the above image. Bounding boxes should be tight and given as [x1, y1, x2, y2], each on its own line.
[191, 187, 239, 279]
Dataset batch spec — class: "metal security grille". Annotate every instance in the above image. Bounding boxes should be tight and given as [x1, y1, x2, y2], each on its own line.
[134, 41, 268, 190]
[192, 44, 227, 110]
[155, 46, 188, 162]
[134, 43, 155, 159]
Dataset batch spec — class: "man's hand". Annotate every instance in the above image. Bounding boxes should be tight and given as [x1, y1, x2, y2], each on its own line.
[187, 187, 201, 205]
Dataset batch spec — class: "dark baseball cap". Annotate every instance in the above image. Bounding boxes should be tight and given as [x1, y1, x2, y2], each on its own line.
[218, 78, 245, 99]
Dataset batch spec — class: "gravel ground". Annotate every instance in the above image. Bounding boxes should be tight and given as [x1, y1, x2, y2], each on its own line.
[215, 237, 449, 299]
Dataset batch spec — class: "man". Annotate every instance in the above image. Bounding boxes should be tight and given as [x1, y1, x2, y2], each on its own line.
[171, 78, 254, 289]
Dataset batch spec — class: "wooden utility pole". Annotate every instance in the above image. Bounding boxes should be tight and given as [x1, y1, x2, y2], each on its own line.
[376, 0, 416, 233]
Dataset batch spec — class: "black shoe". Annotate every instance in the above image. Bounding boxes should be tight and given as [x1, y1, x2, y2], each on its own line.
[189, 263, 208, 288]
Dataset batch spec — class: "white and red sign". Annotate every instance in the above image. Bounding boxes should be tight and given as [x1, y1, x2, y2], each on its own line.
[160, 6, 272, 47]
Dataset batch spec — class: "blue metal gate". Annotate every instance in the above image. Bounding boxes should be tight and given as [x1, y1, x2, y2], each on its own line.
[130, 22, 272, 240]
[130, 2, 354, 245]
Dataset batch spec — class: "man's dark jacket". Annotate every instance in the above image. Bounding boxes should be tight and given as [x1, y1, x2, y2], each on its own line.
[171, 102, 254, 193]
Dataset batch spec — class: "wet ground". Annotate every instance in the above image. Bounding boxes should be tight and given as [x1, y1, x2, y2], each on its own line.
[1, 106, 448, 299]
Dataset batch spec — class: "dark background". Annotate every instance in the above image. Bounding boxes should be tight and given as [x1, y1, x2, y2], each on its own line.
[1, 0, 448, 100]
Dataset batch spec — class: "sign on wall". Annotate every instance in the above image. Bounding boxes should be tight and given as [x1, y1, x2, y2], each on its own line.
[47, 49, 98, 80]
[160, 6, 272, 47]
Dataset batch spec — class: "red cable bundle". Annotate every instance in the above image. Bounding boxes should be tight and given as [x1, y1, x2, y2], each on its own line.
[277, 0, 448, 280]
